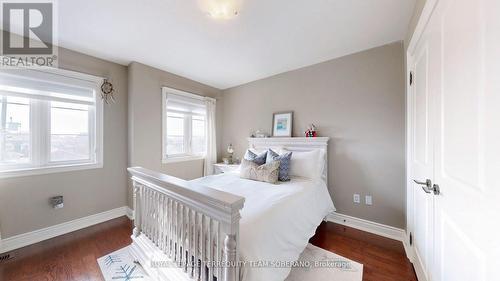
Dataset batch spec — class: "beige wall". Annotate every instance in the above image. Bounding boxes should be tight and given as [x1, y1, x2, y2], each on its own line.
[221, 42, 406, 228]
[0, 48, 129, 238]
[127, 62, 223, 205]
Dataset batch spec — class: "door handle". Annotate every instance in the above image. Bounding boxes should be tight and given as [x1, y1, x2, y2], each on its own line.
[413, 179, 433, 194]
[413, 179, 440, 195]
[432, 184, 440, 195]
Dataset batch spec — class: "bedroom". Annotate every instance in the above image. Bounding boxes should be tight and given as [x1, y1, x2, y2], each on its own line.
[0, 1, 498, 281]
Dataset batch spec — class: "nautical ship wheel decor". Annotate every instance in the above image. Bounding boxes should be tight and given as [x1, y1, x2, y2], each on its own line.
[100, 79, 116, 104]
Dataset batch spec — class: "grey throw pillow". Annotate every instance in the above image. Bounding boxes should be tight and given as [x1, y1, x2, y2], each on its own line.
[240, 159, 280, 184]
[266, 149, 292, 181]
[244, 150, 267, 165]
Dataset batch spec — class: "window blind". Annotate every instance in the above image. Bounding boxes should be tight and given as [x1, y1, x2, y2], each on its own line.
[166, 93, 206, 115]
[0, 69, 97, 105]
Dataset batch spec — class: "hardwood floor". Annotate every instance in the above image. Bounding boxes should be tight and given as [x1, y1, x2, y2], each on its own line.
[310, 222, 417, 281]
[0, 217, 417, 281]
[0, 216, 132, 281]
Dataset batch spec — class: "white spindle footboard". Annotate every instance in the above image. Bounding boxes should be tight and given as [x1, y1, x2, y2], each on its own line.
[128, 167, 245, 281]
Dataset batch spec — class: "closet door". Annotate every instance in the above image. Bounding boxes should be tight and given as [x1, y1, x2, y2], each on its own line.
[408, 20, 436, 281]
[431, 0, 500, 280]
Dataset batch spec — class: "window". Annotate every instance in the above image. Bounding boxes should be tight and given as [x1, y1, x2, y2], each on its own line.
[0, 69, 103, 177]
[162, 88, 207, 163]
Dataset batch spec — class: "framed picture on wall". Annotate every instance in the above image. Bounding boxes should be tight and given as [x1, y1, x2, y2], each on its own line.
[272, 111, 293, 137]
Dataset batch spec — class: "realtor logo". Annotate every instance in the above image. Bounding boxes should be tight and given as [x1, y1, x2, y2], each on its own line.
[0, 0, 58, 68]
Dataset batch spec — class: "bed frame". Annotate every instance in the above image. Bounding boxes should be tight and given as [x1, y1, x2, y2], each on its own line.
[128, 137, 329, 281]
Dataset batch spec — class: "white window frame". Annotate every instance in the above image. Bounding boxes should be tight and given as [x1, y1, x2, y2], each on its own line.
[162, 87, 207, 164]
[0, 68, 104, 178]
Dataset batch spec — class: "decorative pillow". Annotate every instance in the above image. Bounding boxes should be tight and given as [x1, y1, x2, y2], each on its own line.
[282, 148, 323, 179]
[240, 159, 280, 184]
[244, 149, 267, 165]
[266, 149, 292, 181]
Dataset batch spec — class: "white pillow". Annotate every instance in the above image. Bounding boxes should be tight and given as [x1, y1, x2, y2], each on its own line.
[281, 148, 325, 179]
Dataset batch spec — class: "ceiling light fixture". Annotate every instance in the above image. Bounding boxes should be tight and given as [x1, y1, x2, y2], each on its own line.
[200, 0, 241, 20]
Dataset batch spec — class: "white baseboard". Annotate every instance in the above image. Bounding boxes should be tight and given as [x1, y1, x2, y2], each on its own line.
[326, 212, 407, 242]
[0, 206, 133, 254]
[413, 257, 427, 281]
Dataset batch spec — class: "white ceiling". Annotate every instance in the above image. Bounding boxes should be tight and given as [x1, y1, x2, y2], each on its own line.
[58, 0, 416, 89]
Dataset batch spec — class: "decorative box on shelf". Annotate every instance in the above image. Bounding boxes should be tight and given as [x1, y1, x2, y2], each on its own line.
[213, 163, 240, 175]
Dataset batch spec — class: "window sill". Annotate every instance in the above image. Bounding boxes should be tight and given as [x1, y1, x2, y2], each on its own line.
[162, 156, 205, 164]
[0, 162, 103, 179]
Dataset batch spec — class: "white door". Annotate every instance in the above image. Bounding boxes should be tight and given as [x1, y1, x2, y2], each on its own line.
[431, 0, 500, 280]
[408, 0, 500, 280]
[408, 24, 435, 281]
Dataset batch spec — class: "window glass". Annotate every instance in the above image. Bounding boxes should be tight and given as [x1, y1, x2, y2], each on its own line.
[166, 112, 185, 155]
[192, 115, 206, 155]
[0, 96, 31, 165]
[50, 101, 90, 162]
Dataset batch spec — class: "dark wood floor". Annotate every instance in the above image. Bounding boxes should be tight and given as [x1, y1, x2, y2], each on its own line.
[0, 217, 417, 281]
[310, 222, 417, 281]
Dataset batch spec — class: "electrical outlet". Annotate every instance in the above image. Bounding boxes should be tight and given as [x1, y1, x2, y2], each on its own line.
[353, 194, 360, 204]
[365, 195, 373, 205]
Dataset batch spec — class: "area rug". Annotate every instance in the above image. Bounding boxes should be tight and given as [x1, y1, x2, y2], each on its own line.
[284, 244, 363, 281]
[97, 247, 151, 281]
[98, 244, 363, 281]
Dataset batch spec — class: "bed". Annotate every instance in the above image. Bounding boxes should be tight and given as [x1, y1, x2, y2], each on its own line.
[128, 137, 335, 281]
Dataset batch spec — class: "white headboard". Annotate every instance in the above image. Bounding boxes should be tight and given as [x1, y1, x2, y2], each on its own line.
[247, 137, 329, 184]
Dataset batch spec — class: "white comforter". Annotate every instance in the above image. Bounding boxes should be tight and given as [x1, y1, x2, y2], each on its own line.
[190, 172, 336, 281]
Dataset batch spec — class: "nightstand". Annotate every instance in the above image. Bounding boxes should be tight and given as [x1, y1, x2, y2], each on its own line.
[213, 163, 240, 175]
